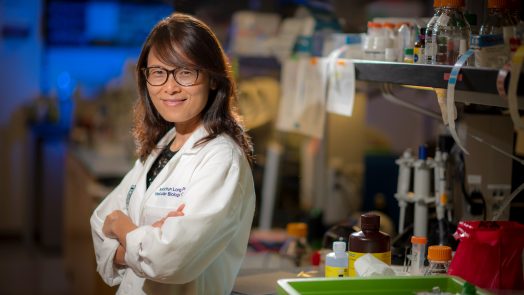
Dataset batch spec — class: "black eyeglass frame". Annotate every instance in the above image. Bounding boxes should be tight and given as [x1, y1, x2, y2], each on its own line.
[142, 66, 200, 87]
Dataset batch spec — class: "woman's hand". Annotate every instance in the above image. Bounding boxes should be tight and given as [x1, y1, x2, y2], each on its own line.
[152, 203, 185, 228]
[114, 245, 126, 266]
[102, 210, 137, 247]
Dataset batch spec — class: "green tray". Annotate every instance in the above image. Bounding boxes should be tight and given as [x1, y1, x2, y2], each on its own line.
[277, 275, 491, 295]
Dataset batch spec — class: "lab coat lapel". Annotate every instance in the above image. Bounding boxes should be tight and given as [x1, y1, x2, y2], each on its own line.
[128, 128, 177, 222]
[139, 125, 209, 215]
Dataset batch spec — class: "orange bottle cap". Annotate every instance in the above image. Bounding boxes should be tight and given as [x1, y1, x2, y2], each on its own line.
[433, 0, 442, 7]
[383, 22, 396, 29]
[487, 0, 508, 9]
[411, 236, 428, 245]
[443, 0, 464, 8]
[286, 222, 308, 238]
[427, 245, 452, 261]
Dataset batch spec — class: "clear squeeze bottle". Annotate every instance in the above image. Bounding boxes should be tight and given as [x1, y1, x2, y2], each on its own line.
[348, 213, 391, 277]
[325, 241, 349, 278]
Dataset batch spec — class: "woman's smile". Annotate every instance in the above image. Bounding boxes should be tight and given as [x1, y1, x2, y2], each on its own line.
[161, 97, 188, 107]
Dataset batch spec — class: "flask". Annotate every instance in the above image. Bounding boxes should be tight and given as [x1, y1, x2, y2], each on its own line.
[348, 213, 391, 277]
[279, 222, 310, 267]
[424, 245, 452, 275]
[433, 0, 471, 65]
[425, 0, 443, 64]
[414, 28, 426, 64]
[410, 236, 427, 275]
[325, 241, 349, 277]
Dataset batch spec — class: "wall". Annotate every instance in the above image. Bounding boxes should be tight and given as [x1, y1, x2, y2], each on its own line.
[0, 0, 42, 234]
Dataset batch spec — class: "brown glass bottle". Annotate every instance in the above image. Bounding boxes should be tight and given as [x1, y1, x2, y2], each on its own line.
[348, 213, 391, 276]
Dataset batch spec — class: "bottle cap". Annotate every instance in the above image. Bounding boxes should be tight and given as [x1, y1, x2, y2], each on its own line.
[311, 250, 321, 266]
[411, 236, 428, 245]
[333, 241, 346, 252]
[404, 48, 414, 55]
[361, 213, 380, 231]
[433, 0, 442, 7]
[443, 0, 464, 8]
[383, 22, 395, 29]
[487, 0, 508, 9]
[427, 245, 452, 261]
[286, 222, 308, 238]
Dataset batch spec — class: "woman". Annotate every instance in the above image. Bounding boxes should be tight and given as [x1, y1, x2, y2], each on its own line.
[90, 12, 256, 294]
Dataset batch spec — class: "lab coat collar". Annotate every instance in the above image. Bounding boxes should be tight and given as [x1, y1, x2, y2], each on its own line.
[159, 124, 209, 156]
[137, 124, 209, 214]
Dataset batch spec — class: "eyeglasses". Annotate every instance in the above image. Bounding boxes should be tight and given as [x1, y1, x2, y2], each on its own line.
[142, 66, 199, 87]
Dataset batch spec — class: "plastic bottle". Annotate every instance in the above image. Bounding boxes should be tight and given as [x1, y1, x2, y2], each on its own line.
[414, 28, 426, 64]
[410, 236, 427, 275]
[280, 222, 311, 268]
[348, 213, 391, 277]
[398, 23, 413, 62]
[364, 21, 382, 60]
[425, 0, 443, 64]
[383, 22, 398, 62]
[424, 245, 452, 275]
[325, 241, 349, 278]
[433, 0, 471, 65]
[372, 22, 387, 61]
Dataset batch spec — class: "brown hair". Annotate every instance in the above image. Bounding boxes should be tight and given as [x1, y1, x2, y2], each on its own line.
[133, 13, 253, 166]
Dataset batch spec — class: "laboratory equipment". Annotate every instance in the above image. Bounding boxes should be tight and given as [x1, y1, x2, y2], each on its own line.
[395, 145, 450, 241]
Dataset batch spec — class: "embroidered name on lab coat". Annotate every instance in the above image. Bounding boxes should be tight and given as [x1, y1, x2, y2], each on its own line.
[155, 186, 186, 198]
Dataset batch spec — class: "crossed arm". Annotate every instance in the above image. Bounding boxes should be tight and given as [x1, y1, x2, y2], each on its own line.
[102, 204, 186, 266]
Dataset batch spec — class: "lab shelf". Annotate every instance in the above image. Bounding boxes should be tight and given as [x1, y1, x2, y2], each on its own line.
[353, 60, 524, 108]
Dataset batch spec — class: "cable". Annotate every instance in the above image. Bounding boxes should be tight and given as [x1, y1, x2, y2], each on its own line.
[380, 83, 442, 120]
[381, 83, 524, 166]
[492, 181, 524, 221]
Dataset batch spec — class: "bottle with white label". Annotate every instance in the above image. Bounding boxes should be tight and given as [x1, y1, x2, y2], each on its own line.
[325, 241, 349, 278]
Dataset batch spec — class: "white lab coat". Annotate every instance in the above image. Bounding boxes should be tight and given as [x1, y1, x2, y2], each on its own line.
[90, 125, 256, 295]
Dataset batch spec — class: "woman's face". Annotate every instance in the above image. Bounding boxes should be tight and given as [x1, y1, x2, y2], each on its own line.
[146, 48, 210, 129]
